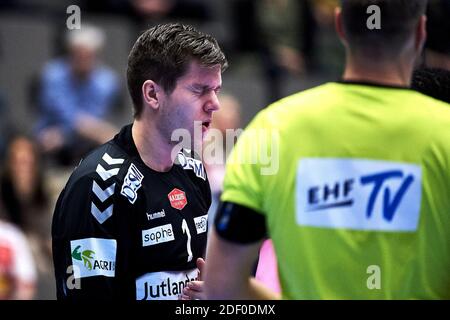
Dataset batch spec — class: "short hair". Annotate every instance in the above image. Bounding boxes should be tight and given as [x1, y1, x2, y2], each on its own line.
[127, 23, 228, 119]
[411, 67, 450, 103]
[340, 0, 428, 55]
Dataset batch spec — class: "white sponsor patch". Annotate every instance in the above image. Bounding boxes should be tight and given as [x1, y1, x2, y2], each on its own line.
[121, 163, 144, 204]
[296, 158, 422, 231]
[194, 214, 208, 234]
[177, 152, 206, 181]
[142, 224, 175, 247]
[70, 238, 116, 278]
[136, 269, 199, 300]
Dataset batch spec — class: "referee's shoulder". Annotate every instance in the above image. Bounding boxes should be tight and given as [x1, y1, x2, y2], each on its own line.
[415, 93, 450, 146]
[418, 92, 450, 121]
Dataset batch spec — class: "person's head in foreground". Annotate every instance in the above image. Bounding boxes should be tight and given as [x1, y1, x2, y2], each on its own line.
[203, 0, 450, 300]
[127, 23, 228, 165]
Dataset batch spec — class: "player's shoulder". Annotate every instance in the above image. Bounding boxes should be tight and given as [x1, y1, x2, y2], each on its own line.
[62, 140, 134, 200]
[55, 140, 143, 225]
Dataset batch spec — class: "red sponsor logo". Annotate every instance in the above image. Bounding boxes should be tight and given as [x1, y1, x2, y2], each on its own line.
[168, 188, 187, 210]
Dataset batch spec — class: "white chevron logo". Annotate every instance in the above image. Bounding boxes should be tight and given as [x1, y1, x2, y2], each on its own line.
[92, 181, 115, 202]
[91, 203, 114, 224]
[96, 164, 120, 181]
[103, 153, 124, 165]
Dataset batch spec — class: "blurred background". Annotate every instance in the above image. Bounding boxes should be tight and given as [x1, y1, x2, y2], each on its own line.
[0, 0, 448, 299]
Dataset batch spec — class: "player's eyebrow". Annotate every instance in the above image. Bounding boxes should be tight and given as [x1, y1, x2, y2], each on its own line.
[190, 83, 222, 91]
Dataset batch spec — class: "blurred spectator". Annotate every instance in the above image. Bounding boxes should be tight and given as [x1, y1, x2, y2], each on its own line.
[0, 218, 37, 300]
[412, 67, 450, 103]
[35, 25, 120, 167]
[0, 136, 50, 231]
[0, 0, 74, 17]
[424, 0, 450, 70]
[0, 136, 53, 298]
[204, 93, 241, 228]
[81, 0, 213, 25]
[254, 0, 317, 103]
[310, 0, 345, 76]
[130, 0, 177, 19]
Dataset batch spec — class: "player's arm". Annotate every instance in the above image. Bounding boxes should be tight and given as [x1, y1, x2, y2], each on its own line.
[52, 174, 132, 300]
[204, 202, 280, 300]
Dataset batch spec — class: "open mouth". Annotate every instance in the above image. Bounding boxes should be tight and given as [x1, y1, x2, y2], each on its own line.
[202, 121, 211, 130]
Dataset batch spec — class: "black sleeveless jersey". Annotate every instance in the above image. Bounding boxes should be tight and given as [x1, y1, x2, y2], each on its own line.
[52, 124, 211, 300]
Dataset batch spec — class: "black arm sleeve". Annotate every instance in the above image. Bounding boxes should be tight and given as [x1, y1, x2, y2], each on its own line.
[52, 175, 134, 300]
[214, 202, 267, 244]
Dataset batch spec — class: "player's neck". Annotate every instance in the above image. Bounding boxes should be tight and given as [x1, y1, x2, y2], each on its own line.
[132, 120, 179, 172]
[343, 56, 413, 87]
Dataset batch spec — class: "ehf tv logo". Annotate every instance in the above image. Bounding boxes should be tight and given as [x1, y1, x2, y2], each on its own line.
[296, 159, 422, 231]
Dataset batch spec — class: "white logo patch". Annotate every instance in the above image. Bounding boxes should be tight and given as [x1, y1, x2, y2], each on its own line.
[136, 269, 199, 300]
[194, 214, 208, 234]
[177, 152, 206, 180]
[142, 224, 175, 247]
[296, 158, 422, 231]
[121, 163, 144, 204]
[146, 209, 166, 221]
[70, 238, 116, 278]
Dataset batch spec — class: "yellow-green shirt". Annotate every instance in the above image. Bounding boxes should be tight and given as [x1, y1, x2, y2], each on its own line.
[222, 82, 450, 299]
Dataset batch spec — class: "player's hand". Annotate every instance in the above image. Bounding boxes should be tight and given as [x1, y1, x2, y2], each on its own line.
[180, 258, 206, 300]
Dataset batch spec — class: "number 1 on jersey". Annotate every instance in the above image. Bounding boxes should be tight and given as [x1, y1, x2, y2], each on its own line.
[181, 219, 193, 262]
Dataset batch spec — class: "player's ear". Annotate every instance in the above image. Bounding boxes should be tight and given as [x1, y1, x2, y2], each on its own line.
[142, 80, 162, 111]
[415, 15, 427, 52]
[335, 7, 348, 46]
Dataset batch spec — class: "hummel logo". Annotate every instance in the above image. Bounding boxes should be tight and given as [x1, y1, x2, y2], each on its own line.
[91, 203, 113, 224]
[91, 153, 124, 224]
[146, 209, 166, 220]
[92, 181, 115, 202]
[102, 153, 125, 165]
[96, 164, 120, 181]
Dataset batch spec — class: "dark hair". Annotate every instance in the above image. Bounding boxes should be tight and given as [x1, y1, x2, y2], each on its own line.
[426, 0, 450, 55]
[127, 23, 228, 118]
[0, 135, 49, 230]
[340, 0, 427, 55]
[412, 67, 450, 103]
